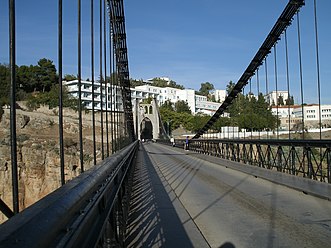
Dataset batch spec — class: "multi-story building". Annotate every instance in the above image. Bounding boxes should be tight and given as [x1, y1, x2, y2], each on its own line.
[265, 90, 289, 106]
[64, 79, 222, 116]
[131, 84, 221, 115]
[292, 104, 331, 129]
[270, 104, 331, 130]
[64, 79, 123, 111]
[212, 89, 227, 103]
[271, 105, 300, 130]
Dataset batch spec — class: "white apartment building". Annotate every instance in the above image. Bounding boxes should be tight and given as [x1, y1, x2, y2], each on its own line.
[270, 104, 331, 130]
[271, 105, 296, 118]
[292, 104, 331, 124]
[64, 80, 123, 111]
[265, 90, 289, 105]
[134, 84, 221, 115]
[64, 79, 222, 116]
[212, 89, 227, 103]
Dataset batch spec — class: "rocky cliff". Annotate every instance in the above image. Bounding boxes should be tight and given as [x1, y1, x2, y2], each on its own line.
[0, 103, 104, 223]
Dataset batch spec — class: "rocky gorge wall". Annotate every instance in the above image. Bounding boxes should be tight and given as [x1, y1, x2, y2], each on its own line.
[0, 104, 104, 223]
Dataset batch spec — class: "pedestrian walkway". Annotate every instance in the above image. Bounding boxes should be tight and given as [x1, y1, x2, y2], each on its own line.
[125, 143, 209, 248]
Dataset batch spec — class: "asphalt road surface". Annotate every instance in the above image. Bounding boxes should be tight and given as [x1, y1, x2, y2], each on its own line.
[126, 142, 331, 248]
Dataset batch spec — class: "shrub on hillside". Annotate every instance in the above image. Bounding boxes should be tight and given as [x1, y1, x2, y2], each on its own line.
[26, 85, 79, 111]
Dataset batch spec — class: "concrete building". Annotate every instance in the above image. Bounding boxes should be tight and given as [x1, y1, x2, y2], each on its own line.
[64, 79, 222, 116]
[271, 104, 331, 130]
[265, 90, 289, 106]
[292, 104, 331, 129]
[133, 84, 221, 115]
[64, 80, 123, 111]
[212, 89, 227, 103]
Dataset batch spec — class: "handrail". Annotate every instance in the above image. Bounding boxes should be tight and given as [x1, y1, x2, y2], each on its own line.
[185, 139, 330, 183]
[188, 138, 331, 148]
[0, 140, 139, 247]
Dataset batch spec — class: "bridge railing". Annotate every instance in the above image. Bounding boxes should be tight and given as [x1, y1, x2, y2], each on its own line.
[1, 0, 135, 222]
[169, 138, 330, 184]
[0, 140, 138, 247]
[160, 133, 331, 183]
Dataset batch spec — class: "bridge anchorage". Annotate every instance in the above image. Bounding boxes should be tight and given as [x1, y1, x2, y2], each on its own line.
[0, 0, 331, 247]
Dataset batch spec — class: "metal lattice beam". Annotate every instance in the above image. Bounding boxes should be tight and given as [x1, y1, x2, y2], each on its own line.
[107, 0, 135, 142]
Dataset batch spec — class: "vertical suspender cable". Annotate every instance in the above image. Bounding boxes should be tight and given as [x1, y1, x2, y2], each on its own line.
[313, 0, 322, 140]
[237, 94, 240, 139]
[58, 0, 65, 184]
[118, 78, 122, 149]
[257, 68, 260, 139]
[9, 0, 19, 214]
[284, 30, 291, 139]
[249, 78, 252, 139]
[265, 58, 269, 96]
[91, 0, 97, 165]
[109, 25, 114, 153]
[104, 0, 109, 157]
[297, 12, 305, 139]
[265, 58, 269, 139]
[274, 45, 279, 139]
[313, 0, 323, 176]
[112, 40, 117, 151]
[113, 48, 118, 151]
[100, 0, 104, 159]
[243, 88, 246, 140]
[78, 0, 84, 172]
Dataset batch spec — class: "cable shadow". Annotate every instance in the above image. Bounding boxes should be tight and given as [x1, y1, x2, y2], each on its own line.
[267, 183, 277, 248]
[183, 173, 251, 224]
[147, 152, 185, 156]
[125, 144, 194, 248]
[147, 145, 205, 199]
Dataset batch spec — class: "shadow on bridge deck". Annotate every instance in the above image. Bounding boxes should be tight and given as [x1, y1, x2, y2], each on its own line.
[125, 142, 331, 248]
[125, 143, 209, 248]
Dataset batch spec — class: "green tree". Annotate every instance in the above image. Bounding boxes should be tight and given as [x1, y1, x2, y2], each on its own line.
[141, 97, 153, 104]
[16, 65, 37, 93]
[189, 114, 210, 133]
[64, 74, 77, 81]
[26, 84, 78, 111]
[149, 77, 185, 89]
[199, 82, 214, 96]
[175, 100, 191, 114]
[226, 81, 235, 94]
[278, 95, 284, 106]
[0, 64, 10, 105]
[130, 78, 144, 87]
[225, 88, 277, 131]
[285, 95, 294, 105]
[34, 58, 57, 92]
[160, 100, 174, 112]
[168, 80, 184, 89]
[213, 117, 231, 131]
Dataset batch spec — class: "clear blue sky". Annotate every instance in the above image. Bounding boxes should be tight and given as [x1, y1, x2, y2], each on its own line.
[1, 0, 330, 104]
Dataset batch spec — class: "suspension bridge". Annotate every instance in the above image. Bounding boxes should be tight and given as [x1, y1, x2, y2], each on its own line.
[0, 0, 331, 247]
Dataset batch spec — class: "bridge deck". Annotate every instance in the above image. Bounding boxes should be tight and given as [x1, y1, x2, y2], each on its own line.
[125, 143, 209, 248]
[126, 142, 331, 248]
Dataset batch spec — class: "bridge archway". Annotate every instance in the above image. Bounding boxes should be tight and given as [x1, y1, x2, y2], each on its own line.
[133, 101, 160, 140]
[140, 117, 153, 140]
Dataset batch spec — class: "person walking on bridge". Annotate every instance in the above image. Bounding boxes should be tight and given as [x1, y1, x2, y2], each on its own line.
[185, 136, 189, 150]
